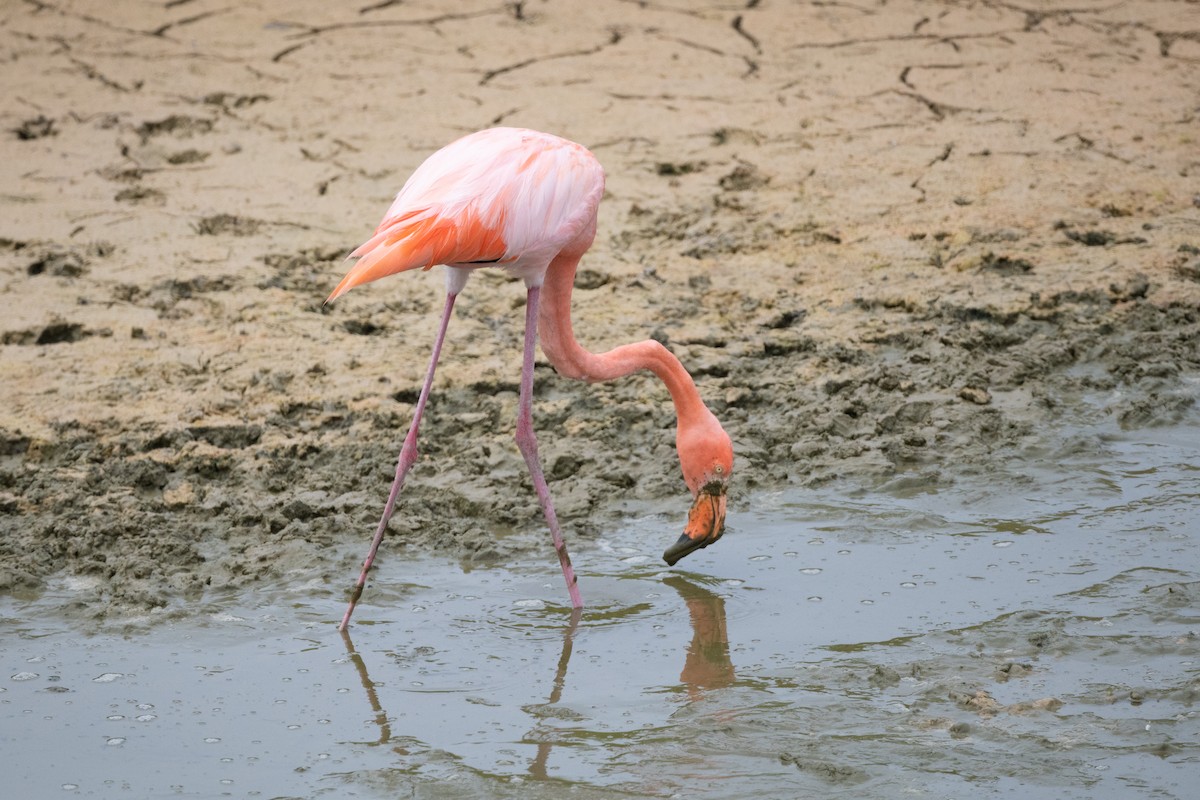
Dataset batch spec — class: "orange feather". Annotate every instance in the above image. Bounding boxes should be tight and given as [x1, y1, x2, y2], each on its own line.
[327, 206, 508, 303]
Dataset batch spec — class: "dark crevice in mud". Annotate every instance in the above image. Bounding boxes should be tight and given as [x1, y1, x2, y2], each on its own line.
[110, 275, 241, 320]
[259, 247, 347, 293]
[11, 240, 115, 280]
[2, 319, 112, 346]
[136, 114, 215, 141]
[194, 214, 261, 237]
[342, 319, 386, 336]
[12, 115, 57, 140]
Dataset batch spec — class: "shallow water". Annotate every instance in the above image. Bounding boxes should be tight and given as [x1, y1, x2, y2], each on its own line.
[4, 410, 1199, 799]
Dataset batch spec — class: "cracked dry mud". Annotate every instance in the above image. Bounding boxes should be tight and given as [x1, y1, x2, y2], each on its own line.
[1, 0, 1198, 618]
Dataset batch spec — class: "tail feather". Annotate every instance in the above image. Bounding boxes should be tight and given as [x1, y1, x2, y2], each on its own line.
[326, 206, 508, 303]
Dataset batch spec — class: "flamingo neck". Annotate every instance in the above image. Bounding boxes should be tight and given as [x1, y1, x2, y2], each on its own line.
[536, 253, 709, 425]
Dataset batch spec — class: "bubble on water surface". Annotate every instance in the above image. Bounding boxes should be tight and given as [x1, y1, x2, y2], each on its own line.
[514, 599, 545, 609]
[105, 738, 125, 746]
[92, 673, 122, 683]
[12, 672, 39, 681]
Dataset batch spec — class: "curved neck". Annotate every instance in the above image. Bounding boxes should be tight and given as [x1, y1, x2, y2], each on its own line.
[536, 253, 708, 424]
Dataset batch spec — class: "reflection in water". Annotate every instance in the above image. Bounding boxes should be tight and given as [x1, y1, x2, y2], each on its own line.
[339, 627, 395, 749]
[338, 583, 733, 778]
[527, 607, 583, 780]
[663, 575, 735, 695]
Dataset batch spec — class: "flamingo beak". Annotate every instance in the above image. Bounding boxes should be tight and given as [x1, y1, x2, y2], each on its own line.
[663, 486, 727, 566]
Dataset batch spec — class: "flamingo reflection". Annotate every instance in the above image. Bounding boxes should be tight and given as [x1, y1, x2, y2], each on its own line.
[527, 607, 583, 780]
[338, 575, 734, 776]
[664, 575, 735, 696]
[339, 627, 399, 750]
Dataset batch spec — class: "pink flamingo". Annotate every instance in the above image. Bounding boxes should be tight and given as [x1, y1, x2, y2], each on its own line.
[328, 128, 733, 629]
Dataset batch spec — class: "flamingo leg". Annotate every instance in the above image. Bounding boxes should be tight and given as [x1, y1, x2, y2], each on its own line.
[516, 286, 584, 609]
[338, 292, 458, 630]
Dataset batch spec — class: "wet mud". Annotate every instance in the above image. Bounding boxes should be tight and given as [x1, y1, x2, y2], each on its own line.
[2, 1, 1200, 618]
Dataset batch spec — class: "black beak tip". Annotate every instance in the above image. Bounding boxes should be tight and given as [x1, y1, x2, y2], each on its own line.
[663, 533, 707, 567]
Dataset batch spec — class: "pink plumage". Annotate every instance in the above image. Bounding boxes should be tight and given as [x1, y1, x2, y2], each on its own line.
[327, 128, 605, 301]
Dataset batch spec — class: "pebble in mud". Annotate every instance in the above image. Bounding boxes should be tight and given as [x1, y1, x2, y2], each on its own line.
[868, 665, 901, 688]
[996, 661, 1033, 681]
[779, 752, 870, 785]
[1006, 697, 1064, 715]
[958, 386, 992, 405]
[952, 689, 1002, 715]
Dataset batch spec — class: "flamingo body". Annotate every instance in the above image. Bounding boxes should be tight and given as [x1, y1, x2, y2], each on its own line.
[329, 128, 733, 628]
[329, 128, 604, 298]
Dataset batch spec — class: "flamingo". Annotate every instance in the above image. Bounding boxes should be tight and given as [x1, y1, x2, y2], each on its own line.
[328, 128, 733, 629]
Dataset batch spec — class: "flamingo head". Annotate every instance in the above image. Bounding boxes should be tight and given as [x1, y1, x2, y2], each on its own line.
[664, 411, 733, 566]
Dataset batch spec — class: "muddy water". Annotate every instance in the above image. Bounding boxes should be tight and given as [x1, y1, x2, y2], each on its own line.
[4, 407, 1198, 799]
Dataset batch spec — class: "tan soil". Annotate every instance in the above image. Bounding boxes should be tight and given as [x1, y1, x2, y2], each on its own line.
[1, 0, 1198, 617]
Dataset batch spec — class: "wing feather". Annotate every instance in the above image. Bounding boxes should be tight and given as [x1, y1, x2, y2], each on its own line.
[328, 128, 603, 302]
